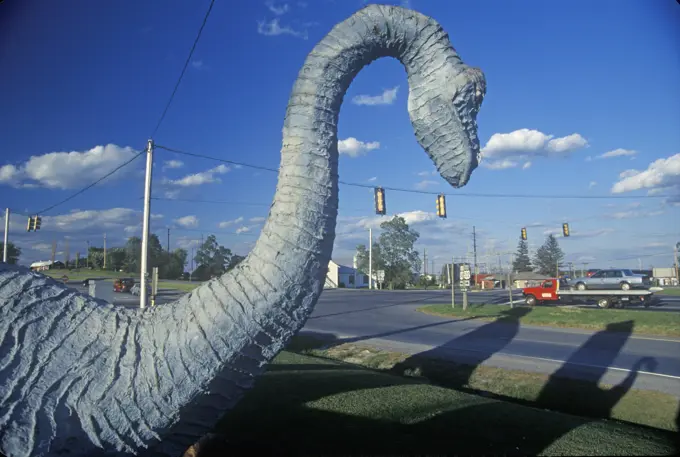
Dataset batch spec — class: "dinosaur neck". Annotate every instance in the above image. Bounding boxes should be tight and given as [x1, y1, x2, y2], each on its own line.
[246, 4, 467, 308]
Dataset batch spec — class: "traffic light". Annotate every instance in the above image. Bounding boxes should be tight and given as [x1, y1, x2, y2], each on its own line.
[374, 187, 386, 215]
[521, 227, 527, 240]
[436, 194, 447, 218]
[27, 216, 34, 232]
[562, 222, 570, 237]
[34, 216, 42, 231]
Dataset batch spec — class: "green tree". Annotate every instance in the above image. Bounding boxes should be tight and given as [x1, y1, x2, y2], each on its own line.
[124, 237, 141, 273]
[377, 216, 421, 289]
[226, 254, 245, 271]
[533, 234, 564, 277]
[107, 247, 126, 272]
[194, 235, 233, 279]
[353, 243, 384, 277]
[512, 238, 533, 273]
[88, 247, 105, 269]
[0, 242, 21, 264]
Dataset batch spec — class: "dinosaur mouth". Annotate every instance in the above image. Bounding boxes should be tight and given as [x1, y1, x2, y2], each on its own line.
[448, 67, 486, 188]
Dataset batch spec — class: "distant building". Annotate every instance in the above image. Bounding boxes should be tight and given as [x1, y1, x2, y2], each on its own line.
[29, 260, 66, 271]
[325, 260, 373, 289]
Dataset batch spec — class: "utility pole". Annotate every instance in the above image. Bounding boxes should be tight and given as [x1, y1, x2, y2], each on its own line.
[64, 239, 70, 267]
[423, 248, 427, 276]
[368, 228, 372, 290]
[431, 260, 434, 279]
[103, 233, 107, 270]
[450, 257, 455, 308]
[2, 208, 9, 263]
[51, 239, 57, 264]
[76, 252, 80, 269]
[674, 244, 679, 283]
[140, 138, 154, 310]
[86, 240, 90, 269]
[472, 226, 478, 287]
[167, 227, 170, 254]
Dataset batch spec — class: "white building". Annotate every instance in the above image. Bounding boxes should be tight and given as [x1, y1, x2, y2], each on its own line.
[325, 260, 374, 289]
[29, 260, 54, 271]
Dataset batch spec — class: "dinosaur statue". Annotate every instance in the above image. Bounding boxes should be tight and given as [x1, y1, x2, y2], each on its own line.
[0, 4, 485, 456]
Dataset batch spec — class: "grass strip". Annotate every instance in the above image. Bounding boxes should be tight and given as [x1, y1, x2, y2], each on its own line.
[289, 337, 680, 433]
[418, 303, 680, 337]
[216, 349, 677, 455]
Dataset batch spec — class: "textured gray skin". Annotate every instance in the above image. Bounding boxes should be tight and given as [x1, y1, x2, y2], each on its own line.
[0, 4, 485, 457]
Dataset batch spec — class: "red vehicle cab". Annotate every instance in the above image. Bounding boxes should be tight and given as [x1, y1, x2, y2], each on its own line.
[113, 278, 135, 293]
[522, 278, 567, 306]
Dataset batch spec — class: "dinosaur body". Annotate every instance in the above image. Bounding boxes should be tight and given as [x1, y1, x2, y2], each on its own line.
[0, 4, 485, 456]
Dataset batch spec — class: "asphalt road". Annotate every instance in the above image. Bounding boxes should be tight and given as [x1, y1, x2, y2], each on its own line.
[64, 282, 680, 395]
[304, 289, 680, 396]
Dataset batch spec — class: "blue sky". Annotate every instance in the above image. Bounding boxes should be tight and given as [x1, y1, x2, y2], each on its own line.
[1, 0, 679, 273]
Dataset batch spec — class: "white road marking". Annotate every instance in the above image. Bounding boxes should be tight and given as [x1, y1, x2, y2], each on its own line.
[491, 352, 680, 380]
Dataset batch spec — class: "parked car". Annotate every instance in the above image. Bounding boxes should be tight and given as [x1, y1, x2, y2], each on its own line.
[570, 269, 651, 291]
[130, 283, 152, 296]
[113, 278, 135, 293]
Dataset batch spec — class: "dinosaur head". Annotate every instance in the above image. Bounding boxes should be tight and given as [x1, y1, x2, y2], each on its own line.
[410, 62, 486, 188]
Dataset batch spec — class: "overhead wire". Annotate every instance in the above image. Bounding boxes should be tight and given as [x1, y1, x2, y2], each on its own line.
[150, 0, 216, 137]
[33, 150, 145, 215]
[155, 144, 676, 200]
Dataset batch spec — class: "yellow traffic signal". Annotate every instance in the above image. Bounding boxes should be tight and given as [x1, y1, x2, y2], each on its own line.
[436, 194, 447, 218]
[374, 187, 386, 215]
[562, 222, 570, 237]
[34, 216, 42, 231]
[27, 216, 33, 232]
[521, 227, 527, 240]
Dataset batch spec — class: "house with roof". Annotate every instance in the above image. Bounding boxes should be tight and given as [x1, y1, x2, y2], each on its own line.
[29, 260, 66, 271]
[325, 260, 374, 289]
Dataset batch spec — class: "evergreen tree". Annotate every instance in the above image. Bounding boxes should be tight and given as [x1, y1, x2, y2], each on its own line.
[512, 238, 533, 273]
[533, 234, 565, 276]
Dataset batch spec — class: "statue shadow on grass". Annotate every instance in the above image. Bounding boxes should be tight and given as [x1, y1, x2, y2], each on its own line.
[181, 314, 674, 456]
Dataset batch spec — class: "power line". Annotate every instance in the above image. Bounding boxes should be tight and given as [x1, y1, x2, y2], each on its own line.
[150, 0, 216, 137]
[34, 150, 145, 215]
[156, 144, 278, 173]
[155, 144, 676, 200]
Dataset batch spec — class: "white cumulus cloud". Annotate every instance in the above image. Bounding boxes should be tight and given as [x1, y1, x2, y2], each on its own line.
[351, 86, 399, 106]
[257, 18, 307, 39]
[0, 144, 138, 189]
[162, 160, 184, 170]
[218, 216, 244, 228]
[174, 215, 199, 228]
[338, 137, 380, 157]
[611, 153, 680, 196]
[597, 148, 637, 159]
[480, 129, 588, 170]
[266, 0, 289, 15]
[165, 164, 230, 187]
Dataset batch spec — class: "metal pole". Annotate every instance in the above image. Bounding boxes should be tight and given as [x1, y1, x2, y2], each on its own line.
[103, 233, 107, 269]
[369, 228, 372, 290]
[508, 271, 514, 308]
[86, 240, 90, 269]
[2, 208, 9, 263]
[140, 138, 154, 309]
[450, 258, 455, 309]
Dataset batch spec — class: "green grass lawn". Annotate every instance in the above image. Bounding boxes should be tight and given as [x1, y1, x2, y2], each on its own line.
[419, 303, 680, 337]
[215, 350, 677, 455]
[157, 281, 199, 292]
[42, 269, 129, 280]
[292, 337, 679, 433]
[656, 287, 680, 296]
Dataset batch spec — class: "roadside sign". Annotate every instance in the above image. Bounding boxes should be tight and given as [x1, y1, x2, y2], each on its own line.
[460, 279, 470, 287]
[376, 270, 385, 282]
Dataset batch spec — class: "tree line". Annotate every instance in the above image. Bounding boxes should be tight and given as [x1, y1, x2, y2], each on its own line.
[1, 234, 245, 281]
[512, 233, 565, 276]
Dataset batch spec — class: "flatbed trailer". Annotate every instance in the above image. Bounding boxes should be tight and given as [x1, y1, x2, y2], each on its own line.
[522, 279, 658, 309]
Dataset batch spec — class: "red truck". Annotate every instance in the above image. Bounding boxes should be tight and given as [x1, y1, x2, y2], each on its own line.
[522, 278, 657, 309]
